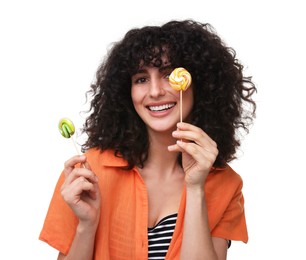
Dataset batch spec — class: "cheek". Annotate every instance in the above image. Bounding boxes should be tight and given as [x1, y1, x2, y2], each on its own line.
[131, 86, 146, 110]
[131, 86, 139, 105]
[167, 87, 181, 99]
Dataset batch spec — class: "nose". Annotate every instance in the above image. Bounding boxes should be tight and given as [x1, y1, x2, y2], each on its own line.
[149, 78, 166, 98]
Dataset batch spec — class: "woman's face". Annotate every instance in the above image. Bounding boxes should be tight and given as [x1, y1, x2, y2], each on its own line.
[131, 66, 194, 134]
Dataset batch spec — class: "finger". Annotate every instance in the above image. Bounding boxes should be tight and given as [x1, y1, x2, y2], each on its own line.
[168, 138, 218, 157]
[176, 122, 217, 147]
[63, 176, 97, 204]
[168, 143, 184, 153]
[83, 182, 100, 200]
[63, 155, 87, 177]
[65, 167, 98, 186]
[176, 140, 218, 165]
[172, 130, 216, 153]
[73, 178, 100, 202]
[83, 160, 91, 170]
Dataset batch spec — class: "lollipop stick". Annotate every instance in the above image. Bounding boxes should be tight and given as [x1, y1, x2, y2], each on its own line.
[71, 136, 81, 155]
[71, 136, 86, 168]
[180, 90, 183, 123]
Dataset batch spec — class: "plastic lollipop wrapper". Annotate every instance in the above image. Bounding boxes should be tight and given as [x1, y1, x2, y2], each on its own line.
[58, 117, 82, 156]
[169, 67, 192, 122]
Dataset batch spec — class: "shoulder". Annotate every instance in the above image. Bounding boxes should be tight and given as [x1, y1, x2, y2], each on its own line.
[205, 164, 244, 197]
[83, 149, 136, 185]
[85, 148, 129, 168]
[208, 164, 243, 183]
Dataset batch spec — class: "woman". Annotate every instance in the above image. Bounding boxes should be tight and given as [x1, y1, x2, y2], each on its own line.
[40, 19, 256, 259]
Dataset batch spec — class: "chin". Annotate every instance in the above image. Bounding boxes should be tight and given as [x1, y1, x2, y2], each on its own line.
[148, 122, 177, 133]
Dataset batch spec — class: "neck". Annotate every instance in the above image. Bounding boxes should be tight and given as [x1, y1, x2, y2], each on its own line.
[140, 129, 182, 180]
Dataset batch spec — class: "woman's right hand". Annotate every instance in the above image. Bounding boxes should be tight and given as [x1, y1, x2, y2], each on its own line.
[61, 155, 101, 230]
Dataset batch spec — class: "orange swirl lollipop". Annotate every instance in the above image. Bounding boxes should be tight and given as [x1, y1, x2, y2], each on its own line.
[169, 67, 192, 122]
[169, 67, 192, 91]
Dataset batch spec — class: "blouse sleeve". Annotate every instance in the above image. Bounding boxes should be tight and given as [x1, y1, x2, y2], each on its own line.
[39, 172, 78, 255]
[209, 172, 248, 243]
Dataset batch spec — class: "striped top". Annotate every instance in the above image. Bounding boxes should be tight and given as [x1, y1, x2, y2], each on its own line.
[148, 213, 178, 260]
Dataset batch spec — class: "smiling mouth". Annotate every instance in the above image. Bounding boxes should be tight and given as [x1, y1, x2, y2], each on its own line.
[147, 103, 176, 112]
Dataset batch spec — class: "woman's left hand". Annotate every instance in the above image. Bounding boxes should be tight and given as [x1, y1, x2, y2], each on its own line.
[168, 122, 219, 188]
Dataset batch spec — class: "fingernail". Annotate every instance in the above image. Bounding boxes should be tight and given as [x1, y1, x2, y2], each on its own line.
[172, 131, 178, 137]
[177, 122, 184, 128]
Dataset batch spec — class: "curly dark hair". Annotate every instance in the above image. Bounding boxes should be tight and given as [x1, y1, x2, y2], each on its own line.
[82, 19, 257, 169]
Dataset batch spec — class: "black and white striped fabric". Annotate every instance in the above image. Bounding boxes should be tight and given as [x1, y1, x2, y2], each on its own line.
[148, 213, 178, 260]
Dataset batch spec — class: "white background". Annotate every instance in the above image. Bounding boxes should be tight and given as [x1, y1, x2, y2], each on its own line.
[1, 0, 305, 259]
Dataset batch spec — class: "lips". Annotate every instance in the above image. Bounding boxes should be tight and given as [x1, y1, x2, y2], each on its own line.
[147, 103, 176, 112]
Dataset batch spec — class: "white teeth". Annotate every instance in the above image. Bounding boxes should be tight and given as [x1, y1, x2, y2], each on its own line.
[149, 103, 175, 111]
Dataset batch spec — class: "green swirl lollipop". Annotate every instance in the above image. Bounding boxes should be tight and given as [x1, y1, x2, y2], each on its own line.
[58, 118, 75, 138]
[58, 117, 83, 158]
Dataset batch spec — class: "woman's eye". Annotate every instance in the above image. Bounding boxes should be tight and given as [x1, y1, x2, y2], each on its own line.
[135, 77, 147, 84]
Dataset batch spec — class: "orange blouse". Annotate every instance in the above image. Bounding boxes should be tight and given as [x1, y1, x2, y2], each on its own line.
[39, 148, 248, 259]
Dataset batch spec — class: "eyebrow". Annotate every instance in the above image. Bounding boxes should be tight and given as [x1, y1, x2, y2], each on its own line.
[134, 69, 147, 74]
[133, 65, 173, 75]
[159, 65, 173, 72]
